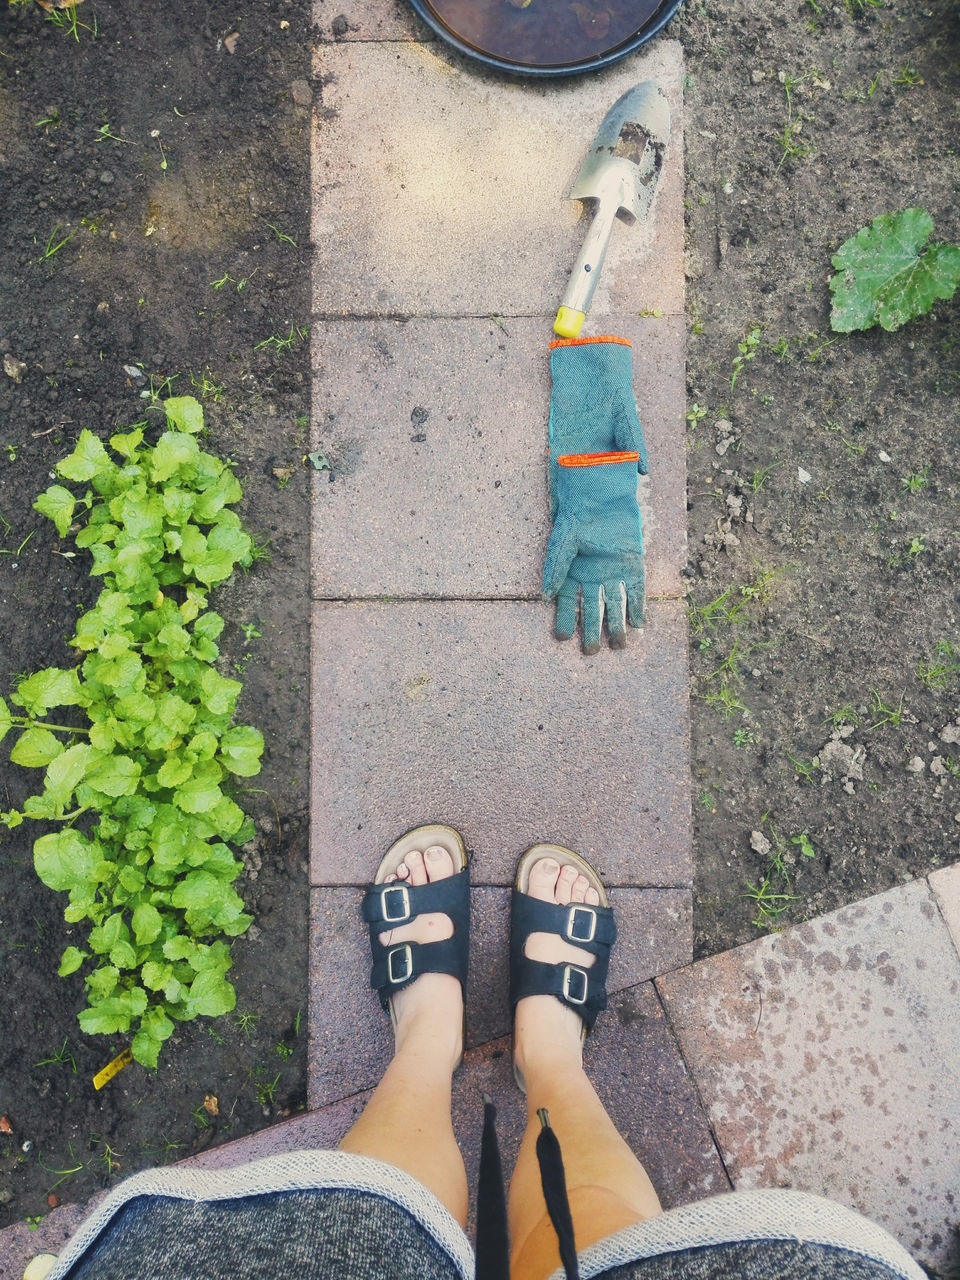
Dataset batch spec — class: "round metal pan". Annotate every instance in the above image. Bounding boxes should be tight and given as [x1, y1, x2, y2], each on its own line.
[406, 0, 682, 77]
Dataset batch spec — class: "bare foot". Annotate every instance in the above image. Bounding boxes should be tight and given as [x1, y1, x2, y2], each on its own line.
[514, 856, 601, 1081]
[379, 846, 463, 1070]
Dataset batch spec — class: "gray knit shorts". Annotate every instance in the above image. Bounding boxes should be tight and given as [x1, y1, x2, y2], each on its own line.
[39, 1152, 926, 1280]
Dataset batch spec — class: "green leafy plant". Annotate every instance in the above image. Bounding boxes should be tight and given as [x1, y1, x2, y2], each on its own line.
[0, 397, 263, 1069]
[830, 209, 960, 333]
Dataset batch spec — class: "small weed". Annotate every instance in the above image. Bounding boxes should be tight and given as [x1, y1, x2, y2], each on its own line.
[293, 1009, 303, 1037]
[844, 0, 883, 15]
[901, 468, 930, 494]
[35, 109, 61, 128]
[792, 832, 815, 859]
[234, 1010, 260, 1037]
[36, 224, 76, 264]
[703, 683, 748, 719]
[241, 621, 262, 641]
[868, 690, 905, 730]
[698, 790, 717, 811]
[821, 704, 860, 729]
[917, 641, 960, 690]
[38, 1149, 84, 1191]
[95, 122, 131, 145]
[686, 402, 709, 427]
[776, 120, 816, 171]
[733, 727, 759, 748]
[139, 373, 180, 408]
[92, 1139, 121, 1177]
[255, 1071, 281, 1107]
[26, 1216, 43, 1232]
[210, 273, 234, 290]
[908, 535, 927, 557]
[747, 462, 780, 492]
[45, 2, 96, 40]
[4, 444, 19, 462]
[190, 1104, 212, 1131]
[264, 222, 297, 247]
[787, 752, 820, 784]
[767, 335, 792, 361]
[275, 1042, 294, 1060]
[892, 64, 923, 88]
[254, 324, 308, 356]
[743, 875, 798, 929]
[190, 369, 224, 402]
[34, 1038, 77, 1074]
[730, 327, 762, 390]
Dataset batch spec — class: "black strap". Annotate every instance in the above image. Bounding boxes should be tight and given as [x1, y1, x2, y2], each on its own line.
[474, 1101, 579, 1280]
[475, 1095, 509, 1280]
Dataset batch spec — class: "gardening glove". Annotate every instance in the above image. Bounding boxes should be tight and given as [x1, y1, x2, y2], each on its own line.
[547, 336, 648, 520]
[543, 450, 644, 654]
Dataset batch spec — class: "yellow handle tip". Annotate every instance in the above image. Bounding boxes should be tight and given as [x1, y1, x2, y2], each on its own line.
[554, 307, 585, 339]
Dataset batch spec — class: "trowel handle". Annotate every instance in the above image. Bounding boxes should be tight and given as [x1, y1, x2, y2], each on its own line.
[554, 197, 618, 339]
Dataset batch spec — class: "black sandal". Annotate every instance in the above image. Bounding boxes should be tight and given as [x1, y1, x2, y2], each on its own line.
[361, 824, 470, 1058]
[509, 843, 617, 1092]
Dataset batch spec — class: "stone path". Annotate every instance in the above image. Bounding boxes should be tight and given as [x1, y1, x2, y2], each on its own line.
[4, 17, 960, 1280]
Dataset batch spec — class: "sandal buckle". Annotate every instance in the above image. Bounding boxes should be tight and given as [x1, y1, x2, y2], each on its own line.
[562, 964, 588, 1005]
[381, 884, 411, 923]
[387, 944, 413, 984]
[567, 905, 597, 944]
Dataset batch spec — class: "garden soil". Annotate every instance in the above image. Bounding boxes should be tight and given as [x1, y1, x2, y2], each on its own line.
[1, 0, 959, 1233]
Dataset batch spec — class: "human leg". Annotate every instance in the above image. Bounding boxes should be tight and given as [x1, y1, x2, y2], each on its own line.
[339, 842, 469, 1227]
[508, 855, 661, 1280]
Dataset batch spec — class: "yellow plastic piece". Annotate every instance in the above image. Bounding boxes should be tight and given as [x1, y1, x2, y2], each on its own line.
[93, 1046, 133, 1091]
[23, 1255, 58, 1280]
[554, 306, 586, 339]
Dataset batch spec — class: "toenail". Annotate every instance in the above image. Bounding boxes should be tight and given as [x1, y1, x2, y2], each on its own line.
[539, 858, 558, 874]
[426, 848, 444, 861]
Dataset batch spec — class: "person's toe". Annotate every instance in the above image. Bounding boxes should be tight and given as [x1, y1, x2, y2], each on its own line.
[556, 864, 578, 905]
[528, 857, 560, 901]
[570, 874, 589, 904]
[585, 886, 600, 906]
[405, 849, 427, 886]
[423, 845, 454, 880]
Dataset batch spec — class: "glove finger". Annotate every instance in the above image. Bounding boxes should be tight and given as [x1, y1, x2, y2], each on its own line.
[554, 579, 579, 642]
[542, 515, 578, 599]
[626, 582, 645, 628]
[614, 399, 650, 475]
[581, 584, 604, 656]
[605, 581, 628, 650]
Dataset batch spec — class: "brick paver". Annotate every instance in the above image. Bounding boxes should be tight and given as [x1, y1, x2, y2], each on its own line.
[656, 875, 960, 1273]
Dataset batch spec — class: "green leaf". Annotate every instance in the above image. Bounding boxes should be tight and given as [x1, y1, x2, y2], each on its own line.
[109, 939, 138, 970]
[132, 902, 163, 945]
[109, 426, 145, 458]
[34, 485, 76, 537]
[89, 912, 129, 956]
[78, 986, 147, 1035]
[164, 396, 205, 435]
[131, 1006, 175, 1068]
[85, 965, 120, 1000]
[58, 946, 88, 977]
[0, 696, 11, 746]
[34, 829, 99, 893]
[152, 430, 200, 482]
[191, 470, 242, 522]
[170, 870, 225, 911]
[13, 667, 85, 716]
[10, 727, 64, 769]
[183, 968, 236, 1018]
[199, 667, 241, 717]
[157, 756, 192, 788]
[218, 725, 264, 777]
[830, 209, 960, 333]
[83, 753, 142, 798]
[174, 762, 224, 814]
[57, 430, 113, 482]
[44, 743, 100, 807]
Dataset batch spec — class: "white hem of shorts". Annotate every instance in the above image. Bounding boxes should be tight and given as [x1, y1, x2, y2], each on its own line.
[40, 1149, 474, 1280]
[557, 1189, 926, 1280]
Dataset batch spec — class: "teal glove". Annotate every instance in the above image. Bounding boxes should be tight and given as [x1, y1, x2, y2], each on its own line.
[543, 451, 644, 655]
[548, 338, 648, 519]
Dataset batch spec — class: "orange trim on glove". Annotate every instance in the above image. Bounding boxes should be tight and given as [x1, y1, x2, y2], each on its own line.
[549, 336, 632, 351]
[557, 451, 640, 468]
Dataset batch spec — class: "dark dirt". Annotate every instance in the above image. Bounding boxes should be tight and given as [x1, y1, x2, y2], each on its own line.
[0, 0, 311, 1227]
[1, 0, 959, 1241]
[677, 0, 960, 955]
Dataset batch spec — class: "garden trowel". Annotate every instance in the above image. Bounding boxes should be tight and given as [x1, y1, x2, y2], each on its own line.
[554, 82, 670, 339]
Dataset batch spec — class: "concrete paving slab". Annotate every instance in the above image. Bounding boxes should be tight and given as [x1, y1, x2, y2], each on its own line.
[312, 41, 683, 318]
[309, 884, 691, 1107]
[656, 879, 960, 1273]
[309, 599, 691, 888]
[0, 1202, 92, 1280]
[929, 860, 960, 956]
[314, 0, 427, 43]
[310, 315, 685, 601]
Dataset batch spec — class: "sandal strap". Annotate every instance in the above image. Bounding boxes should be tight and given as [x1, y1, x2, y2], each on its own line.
[510, 890, 616, 1033]
[363, 868, 470, 1011]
